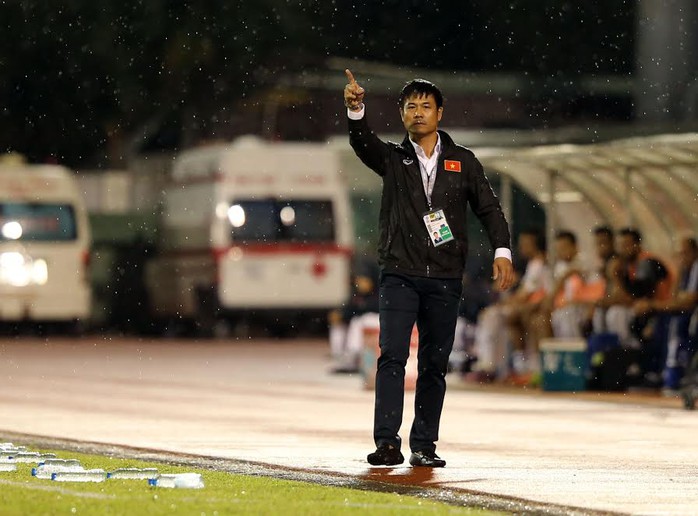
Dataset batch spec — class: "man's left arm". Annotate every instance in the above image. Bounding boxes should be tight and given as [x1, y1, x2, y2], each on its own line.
[466, 156, 514, 291]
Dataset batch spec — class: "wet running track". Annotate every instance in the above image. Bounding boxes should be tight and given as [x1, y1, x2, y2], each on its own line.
[1, 336, 696, 515]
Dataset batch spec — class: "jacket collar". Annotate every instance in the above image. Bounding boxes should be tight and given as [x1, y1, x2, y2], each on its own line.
[407, 133, 442, 161]
[399, 129, 456, 156]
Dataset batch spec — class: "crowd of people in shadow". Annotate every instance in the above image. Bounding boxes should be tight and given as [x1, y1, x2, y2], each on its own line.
[329, 227, 698, 396]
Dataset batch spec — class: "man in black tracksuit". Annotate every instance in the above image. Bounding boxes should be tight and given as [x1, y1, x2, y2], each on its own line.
[344, 70, 514, 468]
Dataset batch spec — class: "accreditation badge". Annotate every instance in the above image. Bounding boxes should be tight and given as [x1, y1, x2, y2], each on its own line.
[423, 208, 454, 247]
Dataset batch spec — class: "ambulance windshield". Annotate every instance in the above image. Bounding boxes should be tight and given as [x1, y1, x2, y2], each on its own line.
[228, 199, 335, 243]
[0, 203, 77, 241]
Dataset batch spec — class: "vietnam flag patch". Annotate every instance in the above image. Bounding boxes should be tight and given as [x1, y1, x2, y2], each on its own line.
[444, 160, 461, 172]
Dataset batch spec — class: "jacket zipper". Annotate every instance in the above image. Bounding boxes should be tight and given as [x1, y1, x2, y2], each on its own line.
[424, 167, 434, 279]
[426, 187, 431, 277]
[425, 156, 439, 278]
[403, 146, 435, 278]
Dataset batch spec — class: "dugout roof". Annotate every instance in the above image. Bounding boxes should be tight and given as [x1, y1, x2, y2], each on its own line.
[478, 132, 698, 255]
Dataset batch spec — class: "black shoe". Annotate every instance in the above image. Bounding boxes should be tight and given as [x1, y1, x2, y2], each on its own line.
[409, 450, 446, 468]
[367, 443, 404, 466]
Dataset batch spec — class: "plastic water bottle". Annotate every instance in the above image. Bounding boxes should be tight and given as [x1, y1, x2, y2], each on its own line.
[0, 443, 26, 452]
[16, 452, 56, 463]
[4, 452, 57, 463]
[5, 452, 40, 463]
[107, 468, 159, 480]
[148, 473, 204, 489]
[32, 460, 84, 479]
[0, 459, 17, 472]
[51, 469, 106, 483]
[35, 459, 82, 469]
[0, 450, 24, 459]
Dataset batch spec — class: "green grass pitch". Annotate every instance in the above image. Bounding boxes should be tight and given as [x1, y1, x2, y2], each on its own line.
[0, 448, 503, 515]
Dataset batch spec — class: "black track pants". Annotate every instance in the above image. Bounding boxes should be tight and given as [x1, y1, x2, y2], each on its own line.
[373, 272, 462, 453]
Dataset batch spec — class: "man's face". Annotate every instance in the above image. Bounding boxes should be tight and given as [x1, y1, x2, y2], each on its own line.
[619, 235, 641, 261]
[400, 93, 443, 138]
[594, 233, 614, 260]
[555, 238, 577, 262]
[517, 234, 538, 260]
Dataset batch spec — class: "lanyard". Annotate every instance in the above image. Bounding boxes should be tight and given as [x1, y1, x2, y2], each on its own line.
[410, 137, 441, 208]
[421, 159, 438, 208]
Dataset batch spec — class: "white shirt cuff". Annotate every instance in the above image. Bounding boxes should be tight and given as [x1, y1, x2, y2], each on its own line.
[347, 105, 365, 120]
[494, 248, 512, 262]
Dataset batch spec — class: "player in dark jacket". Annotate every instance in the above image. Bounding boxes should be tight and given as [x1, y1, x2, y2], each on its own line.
[344, 70, 514, 467]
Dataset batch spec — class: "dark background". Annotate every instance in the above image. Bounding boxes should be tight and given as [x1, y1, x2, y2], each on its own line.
[1, 1, 641, 165]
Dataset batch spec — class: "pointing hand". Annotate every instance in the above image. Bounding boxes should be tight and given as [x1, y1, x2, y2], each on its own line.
[344, 69, 365, 112]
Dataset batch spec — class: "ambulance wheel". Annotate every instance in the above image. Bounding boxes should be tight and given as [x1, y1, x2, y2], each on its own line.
[161, 318, 191, 338]
[682, 392, 696, 410]
[64, 319, 87, 336]
[194, 286, 221, 338]
[211, 319, 233, 339]
[268, 324, 296, 339]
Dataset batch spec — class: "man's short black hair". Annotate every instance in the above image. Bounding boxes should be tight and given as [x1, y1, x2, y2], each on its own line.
[593, 225, 614, 239]
[619, 227, 642, 243]
[398, 79, 444, 109]
[555, 230, 577, 245]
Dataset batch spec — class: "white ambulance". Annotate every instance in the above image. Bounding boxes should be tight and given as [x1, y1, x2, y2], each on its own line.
[0, 158, 91, 327]
[145, 138, 354, 334]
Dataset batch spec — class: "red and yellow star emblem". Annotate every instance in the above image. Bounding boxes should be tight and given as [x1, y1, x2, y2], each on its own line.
[444, 160, 461, 172]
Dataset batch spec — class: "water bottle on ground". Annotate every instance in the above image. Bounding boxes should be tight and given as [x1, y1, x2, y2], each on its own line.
[107, 468, 159, 480]
[2, 452, 40, 462]
[5, 452, 57, 463]
[0, 459, 17, 472]
[40, 458, 81, 467]
[52, 469, 106, 482]
[148, 473, 204, 489]
[0, 443, 26, 452]
[32, 459, 84, 479]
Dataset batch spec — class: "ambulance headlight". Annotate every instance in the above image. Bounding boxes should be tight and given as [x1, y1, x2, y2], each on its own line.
[0, 251, 29, 286]
[32, 259, 48, 285]
[0, 252, 48, 286]
[1, 221, 23, 240]
[227, 204, 246, 228]
[279, 206, 296, 226]
[0, 251, 25, 269]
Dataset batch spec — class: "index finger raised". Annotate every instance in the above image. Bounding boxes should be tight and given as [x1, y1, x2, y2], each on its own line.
[345, 69, 356, 84]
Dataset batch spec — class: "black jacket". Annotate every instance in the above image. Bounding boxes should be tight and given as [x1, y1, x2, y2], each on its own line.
[349, 115, 511, 279]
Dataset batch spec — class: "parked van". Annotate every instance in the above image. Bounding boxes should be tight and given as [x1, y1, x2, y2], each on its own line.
[145, 138, 354, 334]
[0, 158, 91, 326]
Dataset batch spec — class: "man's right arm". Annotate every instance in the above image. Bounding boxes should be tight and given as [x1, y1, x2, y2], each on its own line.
[344, 69, 390, 176]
